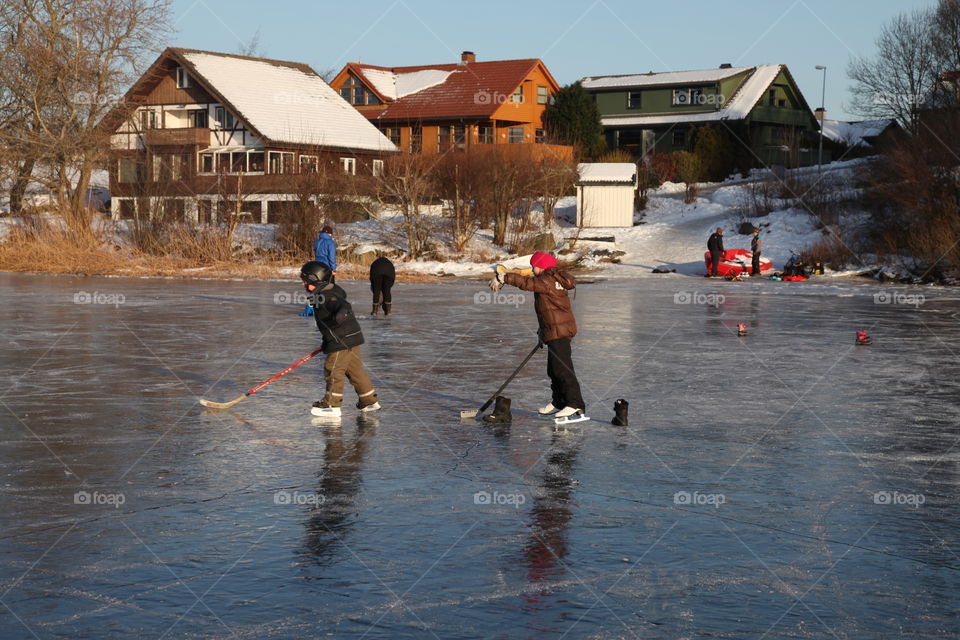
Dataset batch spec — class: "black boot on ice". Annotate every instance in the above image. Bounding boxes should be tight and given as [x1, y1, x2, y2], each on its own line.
[612, 399, 628, 426]
[382, 302, 392, 316]
[371, 302, 379, 316]
[482, 396, 512, 424]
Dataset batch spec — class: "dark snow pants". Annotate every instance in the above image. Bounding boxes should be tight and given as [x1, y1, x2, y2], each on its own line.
[546, 338, 585, 411]
[710, 250, 722, 276]
[751, 251, 761, 275]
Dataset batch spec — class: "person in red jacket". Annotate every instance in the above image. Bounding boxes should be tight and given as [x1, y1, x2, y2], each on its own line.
[490, 251, 585, 420]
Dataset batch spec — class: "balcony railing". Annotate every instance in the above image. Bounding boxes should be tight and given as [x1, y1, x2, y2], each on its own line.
[144, 127, 211, 147]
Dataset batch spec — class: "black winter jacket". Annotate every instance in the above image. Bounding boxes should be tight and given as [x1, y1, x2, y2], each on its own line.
[707, 232, 724, 253]
[311, 284, 364, 352]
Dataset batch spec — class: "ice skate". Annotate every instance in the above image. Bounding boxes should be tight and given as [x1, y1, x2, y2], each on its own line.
[554, 406, 588, 425]
[311, 401, 341, 417]
[538, 402, 559, 416]
[357, 400, 381, 412]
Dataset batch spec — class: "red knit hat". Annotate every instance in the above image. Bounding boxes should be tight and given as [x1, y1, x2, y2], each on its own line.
[530, 251, 557, 269]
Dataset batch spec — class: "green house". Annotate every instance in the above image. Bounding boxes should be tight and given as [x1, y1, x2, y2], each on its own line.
[582, 64, 824, 168]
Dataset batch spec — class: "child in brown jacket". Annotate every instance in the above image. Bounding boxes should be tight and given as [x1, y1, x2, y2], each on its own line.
[490, 251, 585, 420]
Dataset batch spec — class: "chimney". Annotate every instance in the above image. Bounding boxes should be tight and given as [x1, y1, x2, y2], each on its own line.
[461, 51, 476, 65]
[719, 63, 732, 69]
[815, 107, 827, 120]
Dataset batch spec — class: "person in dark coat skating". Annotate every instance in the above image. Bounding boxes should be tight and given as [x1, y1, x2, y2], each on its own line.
[369, 256, 395, 316]
[707, 227, 725, 277]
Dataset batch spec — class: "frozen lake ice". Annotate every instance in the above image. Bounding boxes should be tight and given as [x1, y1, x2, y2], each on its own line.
[1, 272, 958, 639]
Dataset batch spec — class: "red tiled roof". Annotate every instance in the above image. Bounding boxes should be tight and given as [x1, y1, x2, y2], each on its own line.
[350, 59, 546, 120]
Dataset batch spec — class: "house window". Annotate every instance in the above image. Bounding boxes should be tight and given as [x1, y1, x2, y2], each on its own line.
[511, 86, 524, 103]
[118, 157, 145, 183]
[118, 199, 135, 219]
[453, 125, 466, 149]
[508, 127, 525, 143]
[535, 128, 545, 143]
[690, 88, 703, 105]
[171, 154, 187, 180]
[248, 151, 264, 172]
[478, 126, 493, 144]
[140, 110, 156, 130]
[771, 127, 784, 142]
[199, 152, 214, 174]
[188, 109, 207, 128]
[216, 152, 231, 173]
[340, 88, 351, 101]
[537, 86, 549, 105]
[372, 159, 384, 177]
[340, 157, 356, 175]
[778, 99, 787, 107]
[231, 151, 247, 173]
[152, 155, 163, 182]
[627, 92, 642, 109]
[197, 200, 213, 224]
[176, 67, 193, 89]
[268, 151, 295, 174]
[672, 129, 686, 147]
[381, 127, 401, 147]
[411, 125, 422, 153]
[768, 89, 776, 106]
[299, 155, 318, 173]
[672, 89, 691, 106]
[215, 106, 234, 130]
[340, 73, 378, 106]
[438, 126, 451, 151]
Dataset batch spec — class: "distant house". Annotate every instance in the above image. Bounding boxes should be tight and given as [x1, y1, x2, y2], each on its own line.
[576, 163, 637, 228]
[102, 47, 397, 223]
[581, 64, 822, 167]
[820, 118, 901, 149]
[330, 51, 570, 158]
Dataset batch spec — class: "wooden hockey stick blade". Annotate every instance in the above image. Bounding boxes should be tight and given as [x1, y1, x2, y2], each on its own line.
[460, 409, 479, 419]
[199, 394, 247, 409]
[495, 264, 533, 277]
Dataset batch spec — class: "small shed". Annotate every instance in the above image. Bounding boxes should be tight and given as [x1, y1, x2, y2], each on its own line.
[576, 163, 637, 227]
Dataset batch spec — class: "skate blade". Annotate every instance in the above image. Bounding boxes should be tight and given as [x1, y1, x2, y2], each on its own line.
[554, 414, 589, 425]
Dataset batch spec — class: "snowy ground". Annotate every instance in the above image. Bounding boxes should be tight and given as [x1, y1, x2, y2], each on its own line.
[1, 273, 958, 639]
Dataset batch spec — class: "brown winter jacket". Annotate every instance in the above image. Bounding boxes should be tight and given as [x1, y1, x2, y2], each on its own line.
[503, 268, 577, 342]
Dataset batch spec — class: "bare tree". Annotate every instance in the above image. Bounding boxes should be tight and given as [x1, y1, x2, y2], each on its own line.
[0, 0, 173, 227]
[368, 153, 434, 259]
[848, 8, 937, 131]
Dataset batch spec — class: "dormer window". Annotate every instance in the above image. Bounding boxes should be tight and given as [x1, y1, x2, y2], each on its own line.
[215, 106, 234, 130]
[627, 91, 642, 109]
[340, 73, 380, 106]
[672, 89, 691, 106]
[511, 86, 524, 103]
[176, 66, 193, 89]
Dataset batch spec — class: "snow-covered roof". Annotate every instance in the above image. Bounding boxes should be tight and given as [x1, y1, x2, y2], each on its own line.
[594, 65, 785, 127]
[180, 51, 396, 152]
[820, 119, 896, 147]
[582, 66, 752, 90]
[578, 163, 637, 184]
[361, 67, 453, 100]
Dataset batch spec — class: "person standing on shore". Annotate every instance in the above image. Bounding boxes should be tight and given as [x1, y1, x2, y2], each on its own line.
[314, 225, 337, 282]
[750, 228, 763, 276]
[707, 227, 724, 277]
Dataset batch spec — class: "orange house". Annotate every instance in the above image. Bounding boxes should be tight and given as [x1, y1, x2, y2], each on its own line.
[330, 51, 570, 158]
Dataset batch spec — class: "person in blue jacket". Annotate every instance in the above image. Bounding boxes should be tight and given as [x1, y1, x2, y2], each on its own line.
[301, 225, 338, 317]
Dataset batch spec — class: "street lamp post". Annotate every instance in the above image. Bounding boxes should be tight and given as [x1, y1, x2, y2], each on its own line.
[815, 65, 827, 175]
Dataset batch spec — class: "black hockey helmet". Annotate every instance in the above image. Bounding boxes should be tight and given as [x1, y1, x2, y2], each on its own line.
[300, 261, 332, 286]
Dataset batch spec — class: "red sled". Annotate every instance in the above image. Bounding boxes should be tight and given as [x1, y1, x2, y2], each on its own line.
[704, 249, 772, 276]
[782, 275, 808, 282]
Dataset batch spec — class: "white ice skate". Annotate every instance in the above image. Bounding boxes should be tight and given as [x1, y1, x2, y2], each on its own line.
[538, 402, 560, 416]
[358, 401, 382, 412]
[553, 406, 589, 425]
[311, 402, 341, 418]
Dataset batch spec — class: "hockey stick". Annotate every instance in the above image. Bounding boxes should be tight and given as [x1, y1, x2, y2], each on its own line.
[199, 348, 323, 409]
[460, 341, 542, 419]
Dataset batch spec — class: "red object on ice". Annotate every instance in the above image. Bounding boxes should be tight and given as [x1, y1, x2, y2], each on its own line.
[704, 249, 772, 276]
[782, 275, 808, 282]
[856, 330, 872, 345]
[737, 322, 747, 336]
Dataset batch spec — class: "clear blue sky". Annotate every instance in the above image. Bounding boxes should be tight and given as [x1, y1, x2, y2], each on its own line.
[168, 0, 936, 121]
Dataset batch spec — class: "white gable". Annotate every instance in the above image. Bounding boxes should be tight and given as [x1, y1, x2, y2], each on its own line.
[582, 66, 752, 90]
[181, 52, 396, 152]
